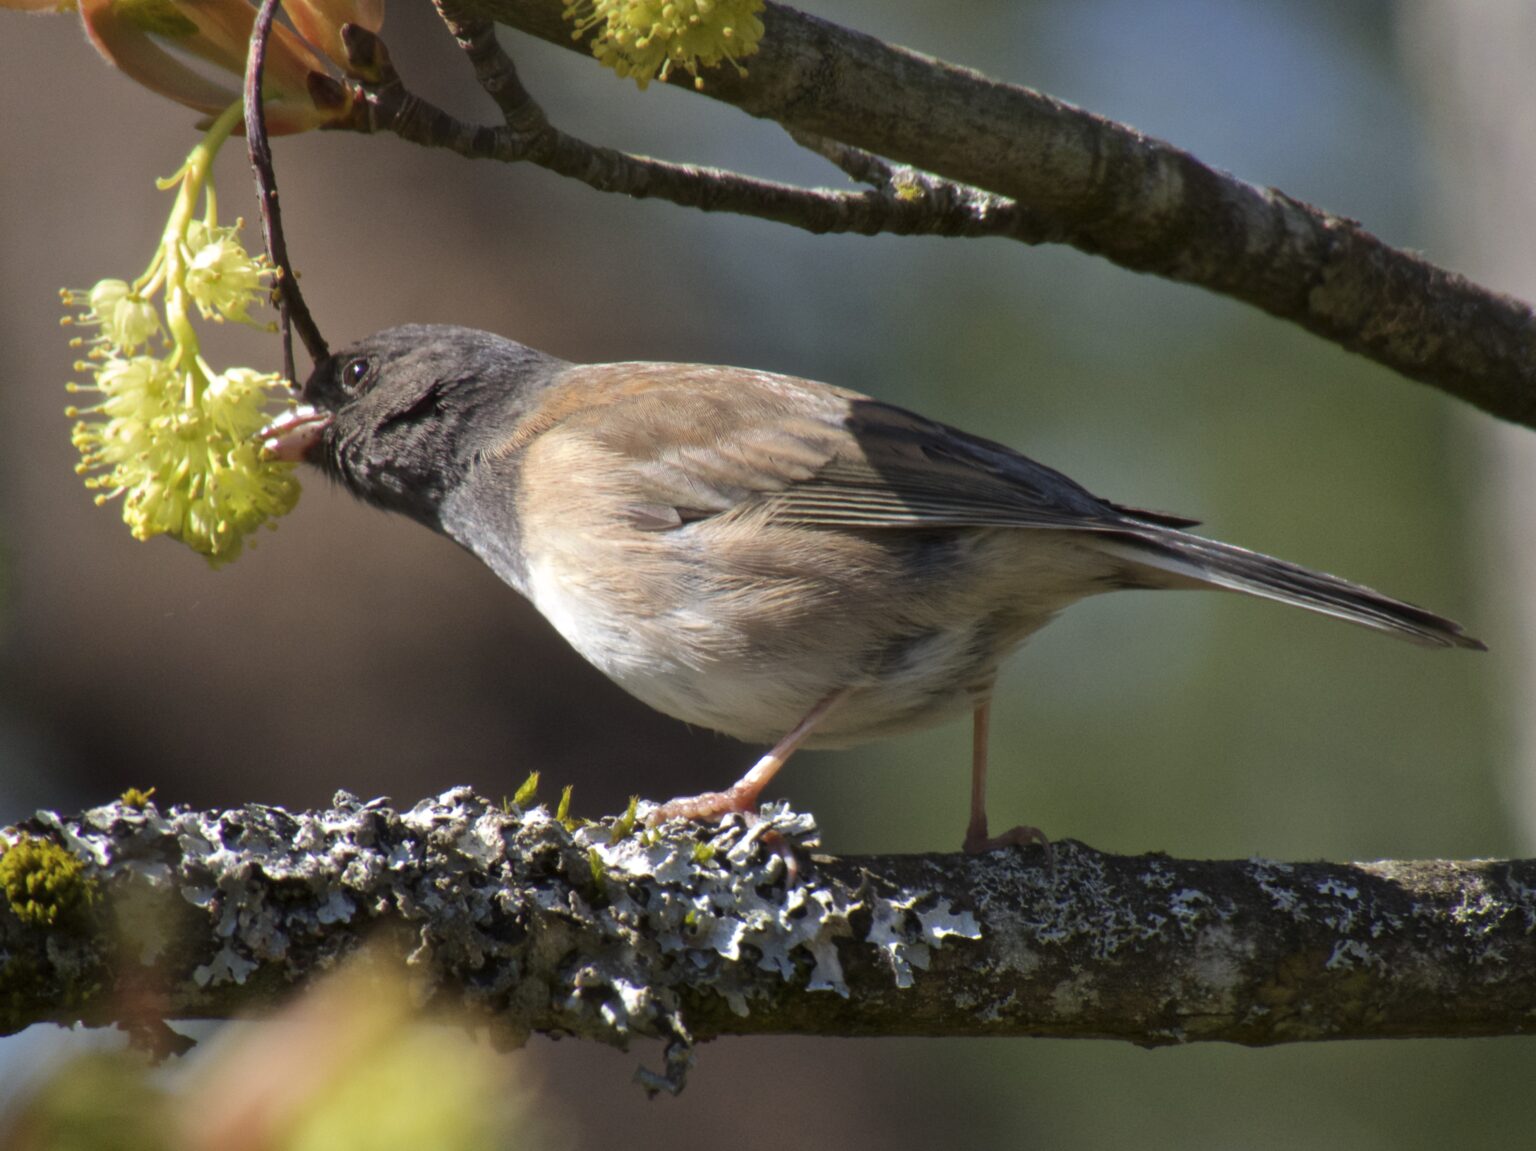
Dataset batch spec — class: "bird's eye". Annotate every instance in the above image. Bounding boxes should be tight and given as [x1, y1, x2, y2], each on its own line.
[341, 356, 371, 392]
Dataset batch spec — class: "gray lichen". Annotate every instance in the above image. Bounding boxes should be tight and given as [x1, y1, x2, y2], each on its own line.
[5, 792, 1535, 1071]
[16, 789, 980, 1091]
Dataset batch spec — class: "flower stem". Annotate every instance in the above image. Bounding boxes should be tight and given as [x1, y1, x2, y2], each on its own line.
[160, 100, 244, 387]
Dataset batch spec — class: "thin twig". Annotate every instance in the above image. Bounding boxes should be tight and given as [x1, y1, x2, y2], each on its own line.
[786, 126, 895, 187]
[334, 21, 1031, 242]
[429, 0, 548, 134]
[245, 1, 330, 379]
[783, 125, 1020, 229]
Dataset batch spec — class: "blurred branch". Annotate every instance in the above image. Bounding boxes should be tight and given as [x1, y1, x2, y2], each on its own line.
[385, 0, 1536, 430]
[4, 791, 1535, 1090]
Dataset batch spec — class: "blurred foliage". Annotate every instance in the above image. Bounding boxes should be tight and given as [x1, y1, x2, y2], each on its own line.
[0, 957, 548, 1151]
[2, 1050, 169, 1151]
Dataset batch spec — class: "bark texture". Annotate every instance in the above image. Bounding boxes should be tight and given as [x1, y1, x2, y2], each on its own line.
[4, 790, 1533, 1092]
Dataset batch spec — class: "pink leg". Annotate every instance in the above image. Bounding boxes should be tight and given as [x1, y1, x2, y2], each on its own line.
[962, 700, 1054, 867]
[648, 690, 847, 826]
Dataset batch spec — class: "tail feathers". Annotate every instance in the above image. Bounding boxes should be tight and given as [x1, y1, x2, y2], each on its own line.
[1097, 530, 1486, 651]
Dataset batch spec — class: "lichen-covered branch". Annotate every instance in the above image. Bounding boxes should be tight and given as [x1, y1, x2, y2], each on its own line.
[2, 790, 1534, 1089]
[445, 0, 1536, 430]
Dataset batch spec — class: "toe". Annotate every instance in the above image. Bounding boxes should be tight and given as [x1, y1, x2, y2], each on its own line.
[647, 788, 756, 826]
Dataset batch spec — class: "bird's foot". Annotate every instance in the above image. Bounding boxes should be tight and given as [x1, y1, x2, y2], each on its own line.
[645, 786, 803, 882]
[645, 783, 760, 827]
[963, 820, 1057, 877]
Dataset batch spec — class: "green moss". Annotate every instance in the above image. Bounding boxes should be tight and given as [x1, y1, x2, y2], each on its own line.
[556, 785, 581, 831]
[512, 772, 540, 808]
[0, 835, 98, 927]
[608, 795, 640, 844]
[119, 786, 156, 810]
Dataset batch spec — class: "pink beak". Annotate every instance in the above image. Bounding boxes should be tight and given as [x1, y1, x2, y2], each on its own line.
[259, 406, 332, 462]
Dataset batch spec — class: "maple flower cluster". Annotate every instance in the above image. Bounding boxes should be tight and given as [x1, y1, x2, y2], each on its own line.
[565, 0, 766, 89]
[63, 102, 300, 566]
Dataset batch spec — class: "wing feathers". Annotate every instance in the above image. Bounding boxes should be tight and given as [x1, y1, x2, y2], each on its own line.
[509, 362, 1480, 651]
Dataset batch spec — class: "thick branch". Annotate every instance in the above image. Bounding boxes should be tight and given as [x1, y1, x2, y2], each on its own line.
[3, 791, 1533, 1090]
[457, 0, 1536, 429]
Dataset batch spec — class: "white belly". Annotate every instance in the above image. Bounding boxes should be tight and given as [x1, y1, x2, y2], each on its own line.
[520, 529, 1102, 748]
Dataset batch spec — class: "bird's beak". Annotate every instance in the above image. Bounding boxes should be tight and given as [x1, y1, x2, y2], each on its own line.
[258, 405, 332, 462]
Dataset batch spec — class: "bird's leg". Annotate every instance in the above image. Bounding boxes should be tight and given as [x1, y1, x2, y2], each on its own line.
[647, 690, 847, 825]
[962, 699, 995, 848]
[962, 699, 1054, 870]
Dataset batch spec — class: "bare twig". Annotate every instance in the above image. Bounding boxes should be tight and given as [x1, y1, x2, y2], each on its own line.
[787, 126, 899, 188]
[244, 0, 329, 378]
[451, 0, 1536, 431]
[334, 21, 1029, 241]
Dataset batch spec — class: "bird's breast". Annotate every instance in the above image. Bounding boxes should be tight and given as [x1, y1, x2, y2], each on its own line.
[516, 502, 1110, 746]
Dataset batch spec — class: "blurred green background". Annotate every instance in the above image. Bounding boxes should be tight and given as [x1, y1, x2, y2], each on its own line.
[0, 1, 1529, 1147]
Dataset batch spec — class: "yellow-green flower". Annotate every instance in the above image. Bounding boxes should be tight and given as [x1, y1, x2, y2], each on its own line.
[565, 0, 765, 90]
[68, 355, 299, 565]
[183, 219, 272, 325]
[62, 278, 162, 353]
[63, 100, 302, 566]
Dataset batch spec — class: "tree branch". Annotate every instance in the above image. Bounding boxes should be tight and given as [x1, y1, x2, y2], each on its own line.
[435, 0, 1536, 430]
[244, 0, 331, 376]
[334, 20, 1027, 241]
[4, 791, 1533, 1091]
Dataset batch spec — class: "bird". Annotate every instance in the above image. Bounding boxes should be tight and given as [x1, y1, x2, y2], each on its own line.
[262, 324, 1484, 854]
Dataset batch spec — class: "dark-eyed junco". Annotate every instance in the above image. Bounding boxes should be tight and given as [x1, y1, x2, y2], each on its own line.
[264, 324, 1483, 853]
